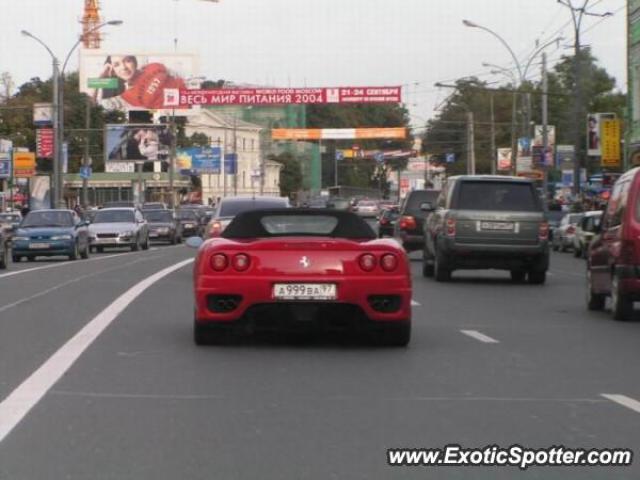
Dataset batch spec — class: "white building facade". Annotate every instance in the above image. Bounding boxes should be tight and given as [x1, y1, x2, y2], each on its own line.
[184, 110, 282, 201]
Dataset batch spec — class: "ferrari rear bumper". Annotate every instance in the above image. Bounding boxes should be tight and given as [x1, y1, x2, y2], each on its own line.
[194, 275, 411, 324]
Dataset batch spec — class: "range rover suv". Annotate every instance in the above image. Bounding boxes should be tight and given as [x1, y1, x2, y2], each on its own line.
[422, 176, 549, 284]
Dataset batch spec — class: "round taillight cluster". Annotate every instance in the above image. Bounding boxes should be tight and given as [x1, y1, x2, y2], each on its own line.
[211, 253, 228, 271]
[232, 253, 251, 272]
[380, 253, 398, 272]
[359, 254, 377, 272]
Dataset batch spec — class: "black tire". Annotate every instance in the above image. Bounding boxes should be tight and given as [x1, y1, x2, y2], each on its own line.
[422, 249, 434, 277]
[80, 242, 89, 259]
[510, 270, 526, 282]
[0, 247, 7, 269]
[574, 247, 582, 258]
[528, 270, 547, 285]
[131, 237, 140, 252]
[611, 274, 634, 321]
[171, 234, 177, 245]
[142, 235, 150, 250]
[434, 249, 451, 282]
[586, 269, 606, 311]
[375, 321, 411, 347]
[69, 241, 79, 261]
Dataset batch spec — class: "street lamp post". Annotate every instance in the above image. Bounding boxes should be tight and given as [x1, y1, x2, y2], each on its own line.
[22, 20, 122, 209]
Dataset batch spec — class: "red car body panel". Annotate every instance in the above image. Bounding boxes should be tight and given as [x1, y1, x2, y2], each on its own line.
[193, 237, 411, 324]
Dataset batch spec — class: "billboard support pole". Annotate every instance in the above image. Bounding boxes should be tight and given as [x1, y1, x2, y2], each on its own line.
[542, 52, 549, 208]
[53, 58, 60, 209]
[82, 96, 90, 208]
[169, 111, 176, 208]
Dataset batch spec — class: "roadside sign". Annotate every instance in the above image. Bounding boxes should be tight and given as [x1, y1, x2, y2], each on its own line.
[79, 166, 92, 180]
[335, 150, 344, 161]
[13, 151, 36, 178]
[88, 77, 120, 89]
[446, 153, 455, 163]
[601, 118, 621, 167]
[374, 152, 384, 163]
[0, 153, 11, 179]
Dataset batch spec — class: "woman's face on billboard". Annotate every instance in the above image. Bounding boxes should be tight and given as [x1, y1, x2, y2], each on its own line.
[110, 56, 136, 81]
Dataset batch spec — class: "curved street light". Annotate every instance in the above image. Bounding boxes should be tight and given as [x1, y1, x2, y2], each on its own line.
[21, 20, 123, 209]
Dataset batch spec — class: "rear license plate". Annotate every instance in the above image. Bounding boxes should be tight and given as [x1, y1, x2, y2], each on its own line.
[273, 283, 337, 301]
[149, 233, 159, 238]
[480, 221, 515, 231]
[29, 243, 50, 249]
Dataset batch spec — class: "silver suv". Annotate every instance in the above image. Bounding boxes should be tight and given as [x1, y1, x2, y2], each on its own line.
[88, 208, 149, 253]
[422, 176, 549, 284]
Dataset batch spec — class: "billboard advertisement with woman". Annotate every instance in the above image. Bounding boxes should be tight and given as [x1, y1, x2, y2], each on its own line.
[79, 51, 198, 112]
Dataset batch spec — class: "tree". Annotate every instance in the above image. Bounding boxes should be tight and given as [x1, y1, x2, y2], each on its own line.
[270, 151, 302, 198]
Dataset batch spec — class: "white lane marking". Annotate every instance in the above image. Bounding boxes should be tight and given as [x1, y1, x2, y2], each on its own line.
[550, 270, 583, 278]
[0, 256, 155, 314]
[460, 330, 500, 344]
[0, 244, 182, 279]
[411, 300, 421, 307]
[0, 258, 193, 443]
[601, 394, 640, 414]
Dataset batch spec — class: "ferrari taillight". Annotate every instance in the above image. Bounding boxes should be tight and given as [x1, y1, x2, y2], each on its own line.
[399, 216, 416, 231]
[232, 253, 251, 272]
[210, 253, 229, 271]
[446, 218, 456, 237]
[359, 254, 377, 272]
[539, 221, 549, 240]
[380, 253, 398, 272]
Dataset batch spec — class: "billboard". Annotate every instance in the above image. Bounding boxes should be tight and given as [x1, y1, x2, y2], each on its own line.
[497, 148, 512, 171]
[13, 152, 36, 178]
[601, 118, 621, 167]
[587, 113, 616, 156]
[105, 124, 173, 162]
[30, 176, 51, 210]
[0, 152, 11, 179]
[169, 86, 402, 107]
[79, 51, 198, 111]
[176, 147, 222, 175]
[36, 128, 54, 158]
[271, 128, 406, 141]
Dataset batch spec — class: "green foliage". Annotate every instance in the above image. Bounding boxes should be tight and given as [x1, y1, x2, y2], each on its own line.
[269, 151, 302, 198]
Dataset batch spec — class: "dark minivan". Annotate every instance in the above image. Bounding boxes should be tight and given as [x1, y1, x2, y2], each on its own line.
[393, 189, 440, 252]
[422, 176, 549, 283]
[587, 168, 640, 320]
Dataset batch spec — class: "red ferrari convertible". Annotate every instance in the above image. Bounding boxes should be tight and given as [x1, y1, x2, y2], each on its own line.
[188, 209, 412, 346]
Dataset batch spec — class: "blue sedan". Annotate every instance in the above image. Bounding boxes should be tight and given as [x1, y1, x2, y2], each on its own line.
[12, 209, 90, 262]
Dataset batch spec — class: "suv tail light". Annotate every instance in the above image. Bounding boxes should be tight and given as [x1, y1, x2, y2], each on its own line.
[399, 216, 416, 230]
[380, 217, 389, 225]
[359, 254, 377, 272]
[232, 253, 251, 272]
[210, 253, 229, 271]
[380, 253, 398, 272]
[539, 221, 549, 240]
[566, 225, 576, 235]
[446, 218, 456, 237]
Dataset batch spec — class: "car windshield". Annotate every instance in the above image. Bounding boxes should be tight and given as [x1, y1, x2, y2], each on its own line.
[219, 200, 288, 217]
[21, 211, 73, 228]
[456, 182, 539, 212]
[93, 210, 135, 224]
[404, 191, 439, 216]
[568, 214, 584, 224]
[177, 210, 198, 220]
[144, 210, 173, 222]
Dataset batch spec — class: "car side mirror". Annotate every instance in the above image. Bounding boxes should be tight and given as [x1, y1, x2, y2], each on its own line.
[420, 202, 435, 212]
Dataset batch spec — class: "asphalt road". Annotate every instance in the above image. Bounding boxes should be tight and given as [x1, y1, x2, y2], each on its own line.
[0, 240, 639, 479]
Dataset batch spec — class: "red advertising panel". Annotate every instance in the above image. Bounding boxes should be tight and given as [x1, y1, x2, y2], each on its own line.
[167, 86, 402, 108]
[36, 128, 54, 158]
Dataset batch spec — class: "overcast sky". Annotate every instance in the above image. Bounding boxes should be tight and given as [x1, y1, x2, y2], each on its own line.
[0, 0, 627, 127]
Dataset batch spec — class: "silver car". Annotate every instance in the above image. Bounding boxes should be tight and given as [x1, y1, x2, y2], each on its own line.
[354, 200, 380, 218]
[573, 210, 602, 258]
[88, 208, 149, 253]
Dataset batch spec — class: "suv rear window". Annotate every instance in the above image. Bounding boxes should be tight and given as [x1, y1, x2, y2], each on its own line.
[403, 191, 439, 216]
[456, 181, 539, 212]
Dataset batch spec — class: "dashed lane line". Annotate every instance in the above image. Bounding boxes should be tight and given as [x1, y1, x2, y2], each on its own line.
[460, 330, 500, 344]
[601, 394, 640, 414]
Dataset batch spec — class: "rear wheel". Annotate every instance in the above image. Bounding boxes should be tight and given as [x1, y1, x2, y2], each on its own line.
[68, 241, 79, 261]
[422, 248, 434, 277]
[80, 242, 89, 259]
[510, 270, 526, 283]
[142, 235, 150, 250]
[434, 250, 451, 282]
[586, 269, 606, 311]
[194, 319, 229, 346]
[528, 270, 547, 285]
[375, 321, 411, 347]
[574, 246, 582, 258]
[0, 248, 7, 269]
[611, 274, 634, 321]
[131, 237, 140, 252]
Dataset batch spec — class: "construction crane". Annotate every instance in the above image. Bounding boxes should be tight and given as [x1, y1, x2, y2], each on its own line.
[81, 0, 102, 49]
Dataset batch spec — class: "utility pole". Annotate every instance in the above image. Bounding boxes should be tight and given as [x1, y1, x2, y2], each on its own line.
[82, 97, 90, 208]
[558, 0, 612, 196]
[466, 111, 475, 175]
[52, 59, 60, 209]
[169, 114, 176, 208]
[542, 52, 549, 207]
[490, 92, 496, 175]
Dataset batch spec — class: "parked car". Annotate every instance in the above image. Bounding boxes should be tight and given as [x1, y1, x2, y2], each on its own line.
[12, 209, 90, 262]
[0, 212, 21, 241]
[423, 176, 549, 283]
[393, 189, 440, 252]
[141, 202, 168, 211]
[353, 200, 379, 218]
[573, 210, 603, 258]
[0, 229, 8, 269]
[205, 196, 290, 238]
[143, 209, 182, 244]
[587, 167, 640, 320]
[326, 197, 351, 211]
[188, 209, 411, 346]
[103, 201, 137, 209]
[88, 208, 149, 252]
[378, 208, 400, 238]
[552, 213, 584, 252]
[176, 208, 204, 238]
